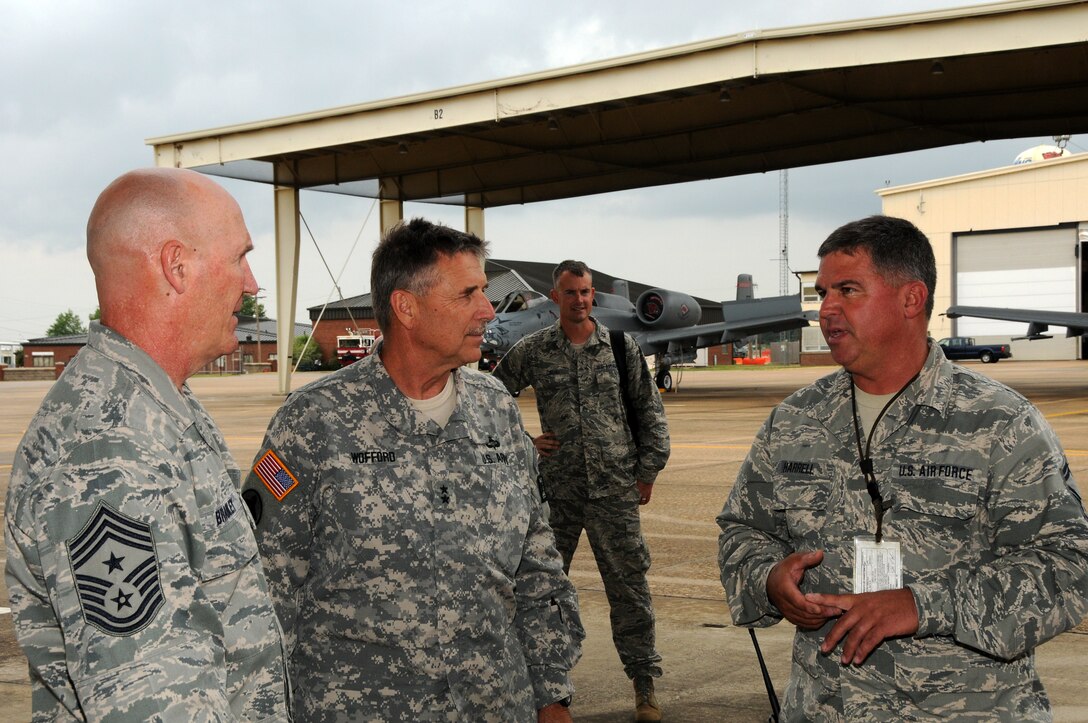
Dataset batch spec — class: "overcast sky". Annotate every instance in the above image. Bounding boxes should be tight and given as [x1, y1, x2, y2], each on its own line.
[1, 0, 1081, 341]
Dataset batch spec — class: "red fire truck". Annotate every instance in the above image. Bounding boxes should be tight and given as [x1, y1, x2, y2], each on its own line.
[336, 329, 379, 366]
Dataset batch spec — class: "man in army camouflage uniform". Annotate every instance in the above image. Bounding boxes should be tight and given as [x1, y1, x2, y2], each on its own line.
[717, 215, 1088, 721]
[5, 168, 290, 721]
[241, 218, 583, 722]
[493, 260, 671, 723]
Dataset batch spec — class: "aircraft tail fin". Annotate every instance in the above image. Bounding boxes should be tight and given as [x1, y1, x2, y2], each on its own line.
[736, 274, 754, 301]
[612, 279, 630, 301]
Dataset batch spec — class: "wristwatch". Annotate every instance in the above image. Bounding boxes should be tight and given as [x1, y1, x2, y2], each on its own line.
[558, 695, 572, 707]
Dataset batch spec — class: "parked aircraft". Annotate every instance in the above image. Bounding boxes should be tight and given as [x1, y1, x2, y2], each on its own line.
[481, 275, 813, 390]
[945, 305, 1088, 340]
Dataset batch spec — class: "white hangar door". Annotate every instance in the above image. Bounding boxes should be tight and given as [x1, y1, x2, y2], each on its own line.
[953, 226, 1079, 360]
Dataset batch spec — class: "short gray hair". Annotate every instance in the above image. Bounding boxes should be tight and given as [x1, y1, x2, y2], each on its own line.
[371, 218, 489, 330]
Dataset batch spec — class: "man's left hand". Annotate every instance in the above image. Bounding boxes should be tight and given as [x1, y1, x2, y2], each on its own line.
[538, 702, 572, 723]
[637, 481, 653, 505]
[805, 587, 919, 665]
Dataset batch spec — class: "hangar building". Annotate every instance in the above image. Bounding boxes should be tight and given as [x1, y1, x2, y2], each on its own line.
[801, 148, 1087, 364]
[879, 147, 1087, 361]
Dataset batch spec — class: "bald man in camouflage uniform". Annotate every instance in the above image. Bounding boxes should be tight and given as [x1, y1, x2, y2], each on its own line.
[243, 219, 583, 722]
[718, 216, 1088, 721]
[5, 169, 290, 721]
[493, 260, 671, 722]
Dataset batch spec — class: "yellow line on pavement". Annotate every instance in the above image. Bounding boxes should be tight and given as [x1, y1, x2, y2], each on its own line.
[1047, 408, 1088, 419]
[672, 443, 1088, 458]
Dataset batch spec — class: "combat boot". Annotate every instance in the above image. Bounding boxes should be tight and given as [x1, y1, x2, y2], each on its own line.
[633, 676, 662, 722]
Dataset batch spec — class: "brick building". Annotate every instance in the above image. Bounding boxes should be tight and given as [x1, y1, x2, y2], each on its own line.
[13, 316, 310, 377]
[19, 334, 85, 370]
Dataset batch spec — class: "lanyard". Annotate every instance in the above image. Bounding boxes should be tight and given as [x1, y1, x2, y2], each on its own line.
[850, 372, 919, 543]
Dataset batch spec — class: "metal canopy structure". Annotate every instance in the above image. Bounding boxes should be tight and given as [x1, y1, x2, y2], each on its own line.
[147, 0, 1088, 392]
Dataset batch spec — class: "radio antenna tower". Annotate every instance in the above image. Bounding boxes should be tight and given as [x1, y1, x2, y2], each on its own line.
[778, 169, 789, 295]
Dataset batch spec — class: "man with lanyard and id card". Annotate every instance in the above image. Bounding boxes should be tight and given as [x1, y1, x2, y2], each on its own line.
[716, 215, 1088, 721]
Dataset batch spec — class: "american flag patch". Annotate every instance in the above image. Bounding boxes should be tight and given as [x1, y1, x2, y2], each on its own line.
[253, 450, 299, 501]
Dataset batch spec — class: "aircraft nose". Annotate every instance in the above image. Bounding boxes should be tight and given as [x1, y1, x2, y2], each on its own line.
[482, 322, 505, 350]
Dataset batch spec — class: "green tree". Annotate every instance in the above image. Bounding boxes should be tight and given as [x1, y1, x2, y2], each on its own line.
[241, 295, 266, 318]
[292, 334, 323, 370]
[89, 307, 101, 321]
[46, 309, 87, 337]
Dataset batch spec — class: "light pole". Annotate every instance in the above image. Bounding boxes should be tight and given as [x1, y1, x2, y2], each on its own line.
[255, 289, 265, 370]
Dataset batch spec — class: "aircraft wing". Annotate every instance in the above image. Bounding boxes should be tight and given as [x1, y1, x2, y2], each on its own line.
[636, 294, 812, 352]
[945, 305, 1088, 339]
[718, 295, 817, 341]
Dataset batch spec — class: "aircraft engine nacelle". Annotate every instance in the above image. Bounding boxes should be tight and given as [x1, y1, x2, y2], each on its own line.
[635, 289, 702, 329]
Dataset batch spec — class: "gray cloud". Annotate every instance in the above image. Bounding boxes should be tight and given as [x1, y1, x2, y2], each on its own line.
[0, 0, 1063, 340]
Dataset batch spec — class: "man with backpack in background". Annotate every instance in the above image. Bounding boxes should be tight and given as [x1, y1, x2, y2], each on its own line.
[494, 260, 671, 722]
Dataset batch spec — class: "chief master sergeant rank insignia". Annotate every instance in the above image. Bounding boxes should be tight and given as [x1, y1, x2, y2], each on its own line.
[66, 501, 165, 636]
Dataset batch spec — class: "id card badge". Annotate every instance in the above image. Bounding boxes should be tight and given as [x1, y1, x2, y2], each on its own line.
[853, 536, 902, 593]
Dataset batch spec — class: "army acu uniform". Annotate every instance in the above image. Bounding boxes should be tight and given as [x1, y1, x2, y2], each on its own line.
[4, 322, 290, 722]
[492, 319, 670, 681]
[717, 342, 1088, 721]
[242, 353, 584, 722]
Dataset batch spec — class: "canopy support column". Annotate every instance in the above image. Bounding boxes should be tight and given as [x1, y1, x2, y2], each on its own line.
[465, 206, 485, 238]
[380, 199, 403, 234]
[274, 184, 300, 395]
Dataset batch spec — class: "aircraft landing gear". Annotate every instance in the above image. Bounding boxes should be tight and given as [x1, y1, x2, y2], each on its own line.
[655, 368, 673, 392]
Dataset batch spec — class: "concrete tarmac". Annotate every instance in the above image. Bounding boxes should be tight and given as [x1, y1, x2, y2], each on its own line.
[0, 360, 1085, 721]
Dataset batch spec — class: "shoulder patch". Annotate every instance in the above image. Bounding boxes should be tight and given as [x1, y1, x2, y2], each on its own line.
[253, 450, 300, 501]
[66, 502, 165, 637]
[242, 488, 263, 524]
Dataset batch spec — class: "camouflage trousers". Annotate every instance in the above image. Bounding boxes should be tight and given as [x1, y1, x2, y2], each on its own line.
[548, 487, 663, 680]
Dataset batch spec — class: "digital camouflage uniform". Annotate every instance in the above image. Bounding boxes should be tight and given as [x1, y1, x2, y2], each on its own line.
[241, 352, 584, 722]
[4, 322, 291, 722]
[492, 318, 670, 680]
[717, 343, 1088, 721]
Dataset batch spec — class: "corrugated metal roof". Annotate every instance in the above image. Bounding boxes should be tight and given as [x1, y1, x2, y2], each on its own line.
[322, 293, 372, 310]
[236, 317, 312, 342]
[485, 271, 529, 303]
[23, 334, 89, 346]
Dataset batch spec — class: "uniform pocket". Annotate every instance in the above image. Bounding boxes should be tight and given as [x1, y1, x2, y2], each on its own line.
[887, 473, 981, 577]
[775, 479, 834, 541]
[201, 494, 260, 583]
[893, 474, 980, 520]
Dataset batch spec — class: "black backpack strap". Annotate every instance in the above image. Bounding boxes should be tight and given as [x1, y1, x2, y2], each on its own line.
[609, 329, 639, 447]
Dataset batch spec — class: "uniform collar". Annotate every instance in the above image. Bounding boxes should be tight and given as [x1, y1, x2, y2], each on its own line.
[913, 339, 958, 414]
[361, 353, 431, 435]
[87, 322, 199, 428]
[810, 339, 950, 439]
[366, 352, 487, 442]
[551, 317, 606, 351]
